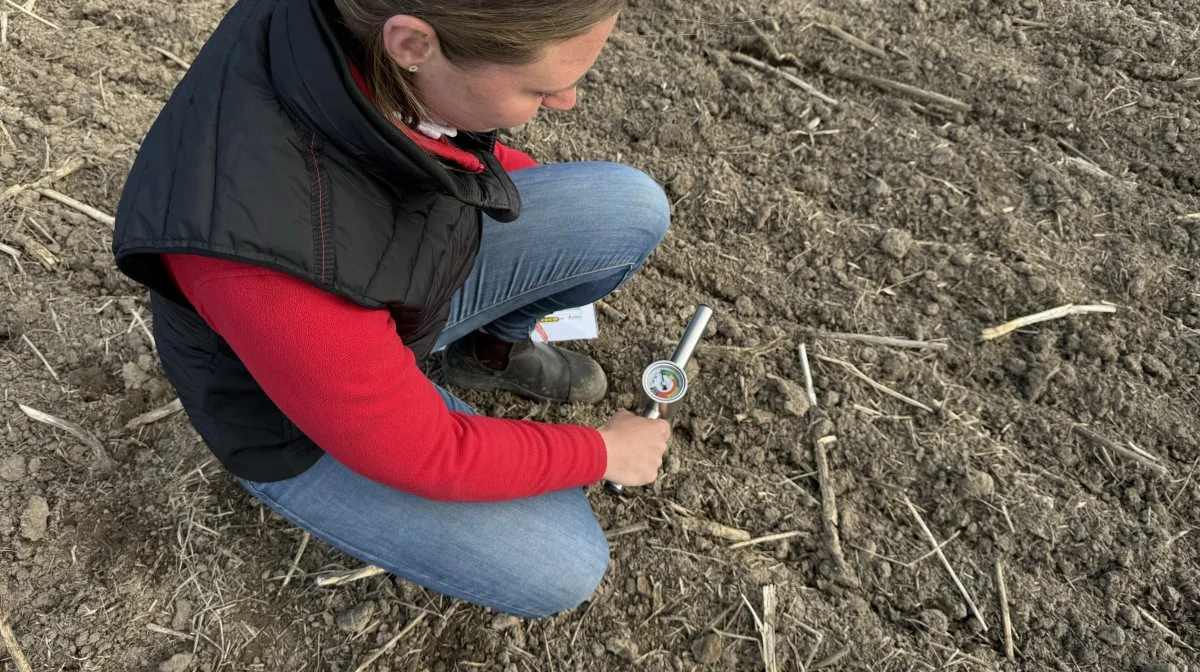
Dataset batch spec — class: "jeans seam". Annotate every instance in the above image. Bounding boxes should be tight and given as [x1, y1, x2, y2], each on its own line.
[446, 261, 634, 337]
[243, 480, 563, 617]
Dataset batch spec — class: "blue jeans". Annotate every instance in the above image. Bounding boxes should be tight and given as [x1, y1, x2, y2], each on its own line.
[239, 162, 669, 618]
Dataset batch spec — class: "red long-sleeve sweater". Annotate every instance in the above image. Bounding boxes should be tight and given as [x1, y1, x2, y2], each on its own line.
[162, 139, 606, 502]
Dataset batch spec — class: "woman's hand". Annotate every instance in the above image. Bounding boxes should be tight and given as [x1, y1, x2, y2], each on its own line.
[597, 410, 671, 486]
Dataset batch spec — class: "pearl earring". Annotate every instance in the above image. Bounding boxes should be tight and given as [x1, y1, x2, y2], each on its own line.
[408, 65, 419, 72]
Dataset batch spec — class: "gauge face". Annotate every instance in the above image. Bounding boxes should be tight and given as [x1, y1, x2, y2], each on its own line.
[642, 361, 688, 403]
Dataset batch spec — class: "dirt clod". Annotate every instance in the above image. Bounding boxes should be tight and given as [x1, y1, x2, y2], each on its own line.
[1097, 624, 1126, 646]
[489, 614, 521, 631]
[19, 495, 49, 541]
[691, 633, 724, 664]
[878, 229, 914, 259]
[1117, 605, 1142, 628]
[0, 455, 27, 482]
[764, 374, 811, 417]
[122, 361, 151, 390]
[919, 608, 950, 634]
[336, 601, 375, 634]
[605, 635, 638, 662]
[157, 652, 196, 672]
[733, 295, 755, 316]
[171, 599, 193, 632]
[958, 469, 995, 498]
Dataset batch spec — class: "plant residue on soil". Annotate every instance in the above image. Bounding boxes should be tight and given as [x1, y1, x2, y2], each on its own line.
[2, 0, 1198, 669]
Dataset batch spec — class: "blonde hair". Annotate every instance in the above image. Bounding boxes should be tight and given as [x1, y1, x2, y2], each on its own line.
[334, 0, 626, 123]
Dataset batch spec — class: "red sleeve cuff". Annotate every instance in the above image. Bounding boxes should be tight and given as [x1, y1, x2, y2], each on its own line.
[566, 424, 608, 484]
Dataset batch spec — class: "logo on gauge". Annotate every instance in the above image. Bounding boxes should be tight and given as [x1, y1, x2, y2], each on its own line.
[642, 361, 688, 404]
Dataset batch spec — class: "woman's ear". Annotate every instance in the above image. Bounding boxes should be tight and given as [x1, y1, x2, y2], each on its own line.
[381, 15, 439, 69]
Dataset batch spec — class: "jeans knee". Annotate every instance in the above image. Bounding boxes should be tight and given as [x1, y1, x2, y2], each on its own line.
[604, 163, 671, 251]
[520, 532, 610, 619]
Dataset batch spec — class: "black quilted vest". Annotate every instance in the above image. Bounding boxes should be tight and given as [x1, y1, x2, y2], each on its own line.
[111, 0, 521, 480]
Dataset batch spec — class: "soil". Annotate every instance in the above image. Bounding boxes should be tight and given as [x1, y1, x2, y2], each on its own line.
[2, 0, 1199, 670]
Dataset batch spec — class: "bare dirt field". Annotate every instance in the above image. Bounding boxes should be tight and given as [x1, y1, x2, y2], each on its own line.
[2, 0, 1199, 670]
